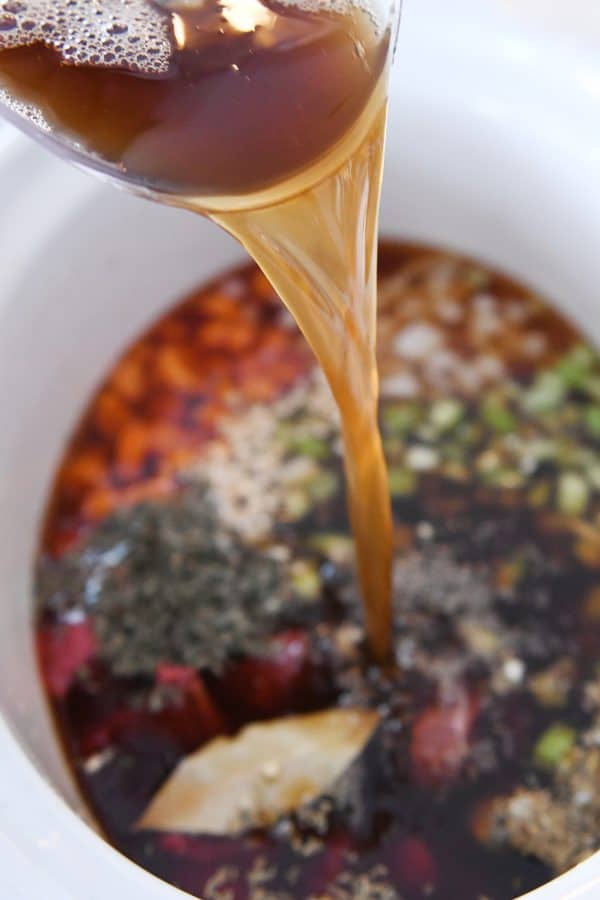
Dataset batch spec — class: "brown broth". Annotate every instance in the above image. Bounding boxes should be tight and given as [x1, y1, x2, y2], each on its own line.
[37, 243, 600, 900]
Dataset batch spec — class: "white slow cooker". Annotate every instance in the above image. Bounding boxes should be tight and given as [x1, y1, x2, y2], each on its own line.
[0, 0, 599, 897]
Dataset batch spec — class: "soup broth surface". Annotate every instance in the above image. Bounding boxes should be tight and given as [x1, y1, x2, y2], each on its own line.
[38, 243, 600, 900]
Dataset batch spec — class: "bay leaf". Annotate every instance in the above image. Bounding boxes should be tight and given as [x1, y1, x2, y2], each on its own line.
[137, 707, 379, 834]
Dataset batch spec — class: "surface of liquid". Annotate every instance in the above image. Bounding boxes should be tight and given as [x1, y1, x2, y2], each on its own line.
[37, 244, 600, 899]
[0, 0, 395, 660]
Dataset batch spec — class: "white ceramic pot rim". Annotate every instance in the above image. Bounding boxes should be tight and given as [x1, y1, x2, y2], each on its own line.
[1, 2, 600, 898]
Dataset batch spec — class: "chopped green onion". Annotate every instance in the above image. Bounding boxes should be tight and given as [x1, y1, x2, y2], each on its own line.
[557, 472, 589, 516]
[521, 372, 565, 415]
[481, 394, 517, 433]
[533, 724, 576, 769]
[381, 403, 422, 436]
[429, 399, 465, 433]
[388, 466, 417, 497]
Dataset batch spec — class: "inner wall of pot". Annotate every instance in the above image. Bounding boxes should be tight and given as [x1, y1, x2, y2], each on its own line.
[0, 159, 243, 814]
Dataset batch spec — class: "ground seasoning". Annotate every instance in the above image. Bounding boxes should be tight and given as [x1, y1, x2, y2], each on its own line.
[38, 484, 305, 676]
[482, 675, 600, 872]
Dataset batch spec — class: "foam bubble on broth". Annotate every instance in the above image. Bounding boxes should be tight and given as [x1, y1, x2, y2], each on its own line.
[279, 0, 381, 31]
[158, 0, 383, 40]
[157, 0, 376, 15]
[0, 0, 383, 146]
[0, 0, 172, 73]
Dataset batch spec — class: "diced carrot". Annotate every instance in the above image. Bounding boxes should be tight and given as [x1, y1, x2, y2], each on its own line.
[94, 390, 130, 437]
[61, 450, 107, 489]
[116, 420, 152, 472]
[157, 346, 201, 391]
[82, 486, 118, 521]
[111, 355, 147, 402]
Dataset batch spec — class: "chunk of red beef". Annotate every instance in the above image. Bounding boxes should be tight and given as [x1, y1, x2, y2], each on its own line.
[219, 630, 314, 721]
[410, 688, 479, 786]
[38, 620, 98, 698]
